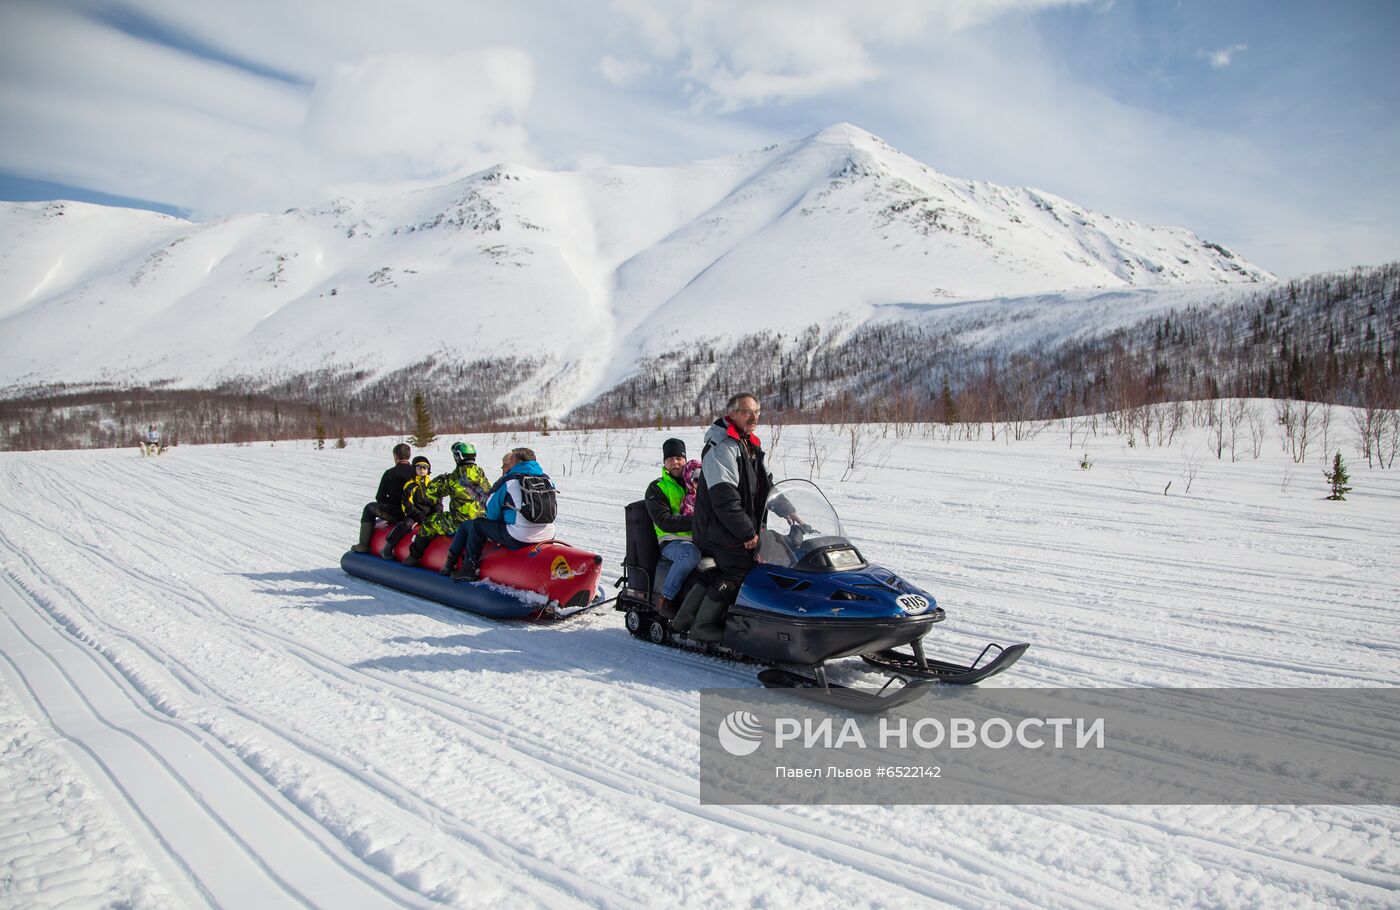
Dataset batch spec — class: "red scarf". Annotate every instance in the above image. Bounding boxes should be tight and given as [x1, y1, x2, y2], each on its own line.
[725, 419, 761, 449]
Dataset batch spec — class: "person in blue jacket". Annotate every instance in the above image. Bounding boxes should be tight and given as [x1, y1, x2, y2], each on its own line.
[445, 447, 557, 581]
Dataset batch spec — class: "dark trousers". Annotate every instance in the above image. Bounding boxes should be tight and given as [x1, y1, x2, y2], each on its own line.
[361, 502, 401, 523]
[709, 547, 756, 592]
[674, 546, 756, 640]
[446, 518, 527, 568]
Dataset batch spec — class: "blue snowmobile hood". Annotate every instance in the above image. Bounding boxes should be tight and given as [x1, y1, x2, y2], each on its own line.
[735, 560, 940, 622]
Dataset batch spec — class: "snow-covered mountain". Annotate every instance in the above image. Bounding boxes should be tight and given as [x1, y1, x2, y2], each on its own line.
[0, 123, 1272, 411]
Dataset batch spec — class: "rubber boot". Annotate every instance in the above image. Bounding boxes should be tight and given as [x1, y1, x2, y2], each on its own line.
[669, 584, 707, 634]
[380, 522, 410, 560]
[350, 520, 375, 553]
[404, 535, 429, 568]
[687, 591, 730, 642]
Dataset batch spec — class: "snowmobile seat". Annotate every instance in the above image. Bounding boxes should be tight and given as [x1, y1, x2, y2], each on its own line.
[622, 500, 660, 595]
[622, 499, 700, 605]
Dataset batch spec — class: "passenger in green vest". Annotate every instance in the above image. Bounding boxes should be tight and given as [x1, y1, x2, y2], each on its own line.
[644, 438, 701, 615]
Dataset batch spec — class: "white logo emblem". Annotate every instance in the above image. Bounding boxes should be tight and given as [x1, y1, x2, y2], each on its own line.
[717, 711, 764, 756]
[897, 594, 930, 614]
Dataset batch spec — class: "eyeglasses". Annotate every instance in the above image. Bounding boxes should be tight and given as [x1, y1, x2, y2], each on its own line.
[415, 465, 430, 472]
[733, 408, 760, 417]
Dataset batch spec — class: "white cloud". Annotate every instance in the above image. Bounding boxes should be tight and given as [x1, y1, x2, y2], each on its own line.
[607, 0, 1089, 109]
[598, 54, 653, 87]
[1203, 43, 1249, 68]
[0, 0, 1393, 276]
[871, 34, 1352, 275]
[301, 49, 536, 179]
[0, 1, 307, 210]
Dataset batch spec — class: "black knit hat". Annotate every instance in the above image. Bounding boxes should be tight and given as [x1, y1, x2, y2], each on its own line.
[662, 438, 686, 460]
[411, 455, 431, 470]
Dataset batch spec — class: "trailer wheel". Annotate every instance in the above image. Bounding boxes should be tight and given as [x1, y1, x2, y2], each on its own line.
[625, 610, 643, 635]
[648, 619, 669, 645]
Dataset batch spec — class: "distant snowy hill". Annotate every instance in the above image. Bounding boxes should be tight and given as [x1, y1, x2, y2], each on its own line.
[0, 123, 1272, 413]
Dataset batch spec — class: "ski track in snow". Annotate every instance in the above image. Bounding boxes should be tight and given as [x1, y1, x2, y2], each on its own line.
[1, 424, 1398, 909]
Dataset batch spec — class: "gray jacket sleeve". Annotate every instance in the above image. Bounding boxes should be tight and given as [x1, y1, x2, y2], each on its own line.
[702, 440, 756, 541]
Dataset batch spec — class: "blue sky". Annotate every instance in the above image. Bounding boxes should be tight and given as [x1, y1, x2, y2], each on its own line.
[1, 0, 1395, 278]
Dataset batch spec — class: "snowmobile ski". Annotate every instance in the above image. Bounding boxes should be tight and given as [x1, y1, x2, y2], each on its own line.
[860, 641, 1028, 685]
[757, 667, 933, 712]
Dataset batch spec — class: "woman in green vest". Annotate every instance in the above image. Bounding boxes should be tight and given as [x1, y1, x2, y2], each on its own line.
[644, 438, 701, 613]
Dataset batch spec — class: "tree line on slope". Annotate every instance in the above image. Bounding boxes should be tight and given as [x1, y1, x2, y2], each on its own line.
[569, 263, 1400, 434]
[2, 264, 1396, 454]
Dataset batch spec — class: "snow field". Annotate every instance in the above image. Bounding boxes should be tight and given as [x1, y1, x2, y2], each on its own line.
[1, 415, 1397, 908]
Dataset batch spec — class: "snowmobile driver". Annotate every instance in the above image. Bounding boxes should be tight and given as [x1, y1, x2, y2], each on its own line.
[644, 437, 701, 616]
[673, 393, 798, 641]
[352, 443, 415, 552]
[404, 442, 490, 567]
[141, 424, 161, 456]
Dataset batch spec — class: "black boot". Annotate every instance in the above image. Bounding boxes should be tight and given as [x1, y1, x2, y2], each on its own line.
[451, 559, 479, 582]
[688, 591, 730, 642]
[350, 520, 376, 553]
[404, 535, 429, 568]
[380, 523, 410, 560]
[669, 584, 707, 634]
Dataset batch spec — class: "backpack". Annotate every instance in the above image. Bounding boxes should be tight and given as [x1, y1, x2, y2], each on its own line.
[515, 473, 558, 524]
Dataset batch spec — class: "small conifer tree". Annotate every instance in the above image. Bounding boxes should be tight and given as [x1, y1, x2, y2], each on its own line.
[314, 408, 326, 450]
[940, 378, 958, 424]
[409, 389, 436, 447]
[335, 434, 347, 449]
[1324, 451, 1352, 500]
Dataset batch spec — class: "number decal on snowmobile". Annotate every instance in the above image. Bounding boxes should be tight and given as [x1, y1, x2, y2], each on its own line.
[897, 594, 929, 614]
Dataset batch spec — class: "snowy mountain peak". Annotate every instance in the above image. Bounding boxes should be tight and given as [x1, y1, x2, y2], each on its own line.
[804, 121, 890, 148]
[0, 124, 1274, 411]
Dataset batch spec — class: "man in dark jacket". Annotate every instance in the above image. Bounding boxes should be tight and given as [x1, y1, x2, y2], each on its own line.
[674, 392, 792, 641]
[351, 443, 415, 553]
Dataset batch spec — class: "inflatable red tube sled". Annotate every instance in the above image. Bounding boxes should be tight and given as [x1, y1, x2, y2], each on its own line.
[340, 522, 604, 619]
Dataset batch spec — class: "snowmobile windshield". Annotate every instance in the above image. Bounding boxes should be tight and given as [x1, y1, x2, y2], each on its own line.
[758, 480, 866, 571]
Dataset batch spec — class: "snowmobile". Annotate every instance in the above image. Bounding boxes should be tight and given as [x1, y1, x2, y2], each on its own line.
[342, 521, 605, 620]
[616, 479, 1028, 710]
